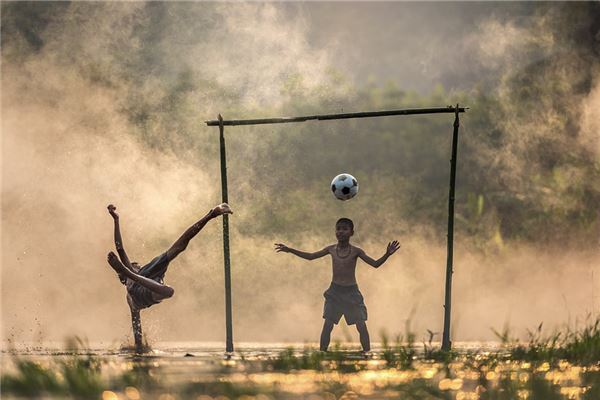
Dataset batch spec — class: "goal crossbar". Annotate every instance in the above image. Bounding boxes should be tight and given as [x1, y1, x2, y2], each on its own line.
[206, 106, 468, 126]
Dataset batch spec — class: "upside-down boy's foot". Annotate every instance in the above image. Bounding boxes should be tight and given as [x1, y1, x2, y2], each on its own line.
[107, 204, 119, 219]
[212, 203, 233, 216]
[107, 251, 128, 278]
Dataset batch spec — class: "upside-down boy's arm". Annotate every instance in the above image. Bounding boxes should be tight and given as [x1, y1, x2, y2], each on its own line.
[108, 204, 133, 270]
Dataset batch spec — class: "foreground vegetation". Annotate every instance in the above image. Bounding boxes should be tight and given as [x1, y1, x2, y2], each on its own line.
[3, 320, 600, 399]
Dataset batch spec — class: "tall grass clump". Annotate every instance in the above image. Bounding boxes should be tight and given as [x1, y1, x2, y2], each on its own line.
[270, 347, 327, 371]
[493, 317, 600, 365]
[269, 343, 368, 372]
[381, 331, 417, 369]
[561, 319, 600, 364]
[1, 359, 63, 397]
[1, 337, 103, 399]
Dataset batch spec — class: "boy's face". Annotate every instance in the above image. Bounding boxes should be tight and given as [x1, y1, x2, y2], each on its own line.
[335, 223, 354, 241]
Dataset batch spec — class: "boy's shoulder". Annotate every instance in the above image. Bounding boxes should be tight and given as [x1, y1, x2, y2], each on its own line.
[351, 244, 364, 253]
[350, 245, 366, 258]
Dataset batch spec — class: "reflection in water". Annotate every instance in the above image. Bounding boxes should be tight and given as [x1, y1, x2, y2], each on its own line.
[2, 343, 599, 399]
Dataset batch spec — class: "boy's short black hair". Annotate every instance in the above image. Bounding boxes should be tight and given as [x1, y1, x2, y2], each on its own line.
[336, 217, 354, 230]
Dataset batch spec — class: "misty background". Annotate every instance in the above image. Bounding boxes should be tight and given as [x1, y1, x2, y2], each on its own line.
[2, 2, 600, 347]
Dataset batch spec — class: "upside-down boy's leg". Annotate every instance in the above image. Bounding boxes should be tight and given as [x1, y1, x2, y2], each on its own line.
[107, 252, 174, 298]
[166, 203, 233, 261]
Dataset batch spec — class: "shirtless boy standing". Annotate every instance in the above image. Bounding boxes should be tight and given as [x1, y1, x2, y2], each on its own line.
[275, 218, 400, 352]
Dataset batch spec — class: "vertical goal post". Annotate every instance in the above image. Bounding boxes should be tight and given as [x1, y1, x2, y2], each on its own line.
[206, 105, 467, 353]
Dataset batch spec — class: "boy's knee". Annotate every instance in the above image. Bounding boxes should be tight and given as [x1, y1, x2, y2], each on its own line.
[155, 286, 175, 300]
[323, 320, 335, 330]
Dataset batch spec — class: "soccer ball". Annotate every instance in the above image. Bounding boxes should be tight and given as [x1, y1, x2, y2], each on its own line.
[331, 173, 359, 201]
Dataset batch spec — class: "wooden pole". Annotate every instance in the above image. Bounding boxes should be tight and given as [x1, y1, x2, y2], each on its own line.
[218, 114, 234, 353]
[442, 105, 460, 351]
[206, 106, 467, 126]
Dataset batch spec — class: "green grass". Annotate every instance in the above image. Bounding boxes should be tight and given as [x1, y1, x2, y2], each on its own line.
[1, 359, 63, 397]
[492, 317, 600, 366]
[1, 354, 102, 399]
[380, 331, 417, 369]
[269, 346, 327, 371]
[4, 321, 600, 399]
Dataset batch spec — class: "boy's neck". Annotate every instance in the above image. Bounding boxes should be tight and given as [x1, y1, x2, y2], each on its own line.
[337, 239, 351, 247]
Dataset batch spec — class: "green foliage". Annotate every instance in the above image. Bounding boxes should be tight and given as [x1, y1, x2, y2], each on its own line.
[1, 355, 103, 399]
[561, 319, 600, 365]
[1, 359, 62, 396]
[492, 317, 600, 366]
[1, 337, 102, 399]
[4, 331, 600, 399]
[270, 346, 327, 371]
[268, 344, 369, 373]
[59, 356, 103, 399]
[381, 331, 417, 369]
[3, 2, 599, 249]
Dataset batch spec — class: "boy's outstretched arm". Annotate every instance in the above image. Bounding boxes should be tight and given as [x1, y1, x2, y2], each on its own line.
[274, 243, 329, 261]
[358, 240, 400, 268]
[107, 204, 133, 270]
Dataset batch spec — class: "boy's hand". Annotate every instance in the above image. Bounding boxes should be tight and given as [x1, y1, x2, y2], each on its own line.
[386, 240, 400, 256]
[107, 204, 119, 220]
[274, 243, 291, 253]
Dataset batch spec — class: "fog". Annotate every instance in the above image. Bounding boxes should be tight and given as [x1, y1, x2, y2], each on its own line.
[2, 2, 599, 348]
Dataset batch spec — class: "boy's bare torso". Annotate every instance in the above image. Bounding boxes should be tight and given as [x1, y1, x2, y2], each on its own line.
[326, 244, 361, 286]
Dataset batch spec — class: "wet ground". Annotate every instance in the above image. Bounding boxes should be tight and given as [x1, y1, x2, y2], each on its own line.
[2, 342, 598, 399]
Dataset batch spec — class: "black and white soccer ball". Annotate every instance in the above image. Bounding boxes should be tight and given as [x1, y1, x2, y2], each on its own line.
[331, 173, 359, 201]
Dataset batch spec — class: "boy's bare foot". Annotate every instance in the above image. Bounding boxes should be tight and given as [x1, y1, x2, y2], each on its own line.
[212, 203, 233, 216]
[107, 251, 128, 278]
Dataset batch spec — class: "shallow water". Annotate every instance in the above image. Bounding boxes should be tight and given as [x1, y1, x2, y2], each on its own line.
[1, 341, 501, 356]
[2, 342, 597, 399]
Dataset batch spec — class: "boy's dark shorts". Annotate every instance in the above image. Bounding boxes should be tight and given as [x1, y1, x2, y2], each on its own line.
[323, 282, 367, 325]
[128, 252, 171, 310]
